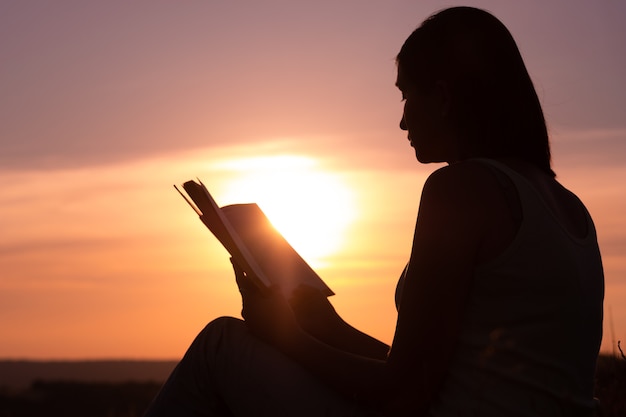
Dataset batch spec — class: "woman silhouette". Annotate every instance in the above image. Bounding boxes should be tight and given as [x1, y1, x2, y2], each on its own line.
[145, 7, 604, 417]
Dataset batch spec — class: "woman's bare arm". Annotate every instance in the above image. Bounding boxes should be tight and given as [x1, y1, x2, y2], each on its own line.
[289, 286, 390, 360]
[242, 162, 509, 413]
[384, 162, 514, 413]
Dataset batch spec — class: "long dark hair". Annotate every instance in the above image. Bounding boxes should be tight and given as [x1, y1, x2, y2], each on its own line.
[397, 7, 555, 177]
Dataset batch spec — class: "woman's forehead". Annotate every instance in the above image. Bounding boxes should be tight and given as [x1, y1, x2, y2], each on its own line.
[395, 65, 413, 90]
[395, 66, 405, 87]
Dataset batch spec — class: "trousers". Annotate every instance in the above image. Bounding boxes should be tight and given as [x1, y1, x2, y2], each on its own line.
[143, 317, 376, 417]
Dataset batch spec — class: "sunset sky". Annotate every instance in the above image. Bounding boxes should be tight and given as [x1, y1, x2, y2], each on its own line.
[1, 1, 625, 359]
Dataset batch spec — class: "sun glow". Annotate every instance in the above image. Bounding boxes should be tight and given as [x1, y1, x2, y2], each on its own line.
[212, 155, 356, 265]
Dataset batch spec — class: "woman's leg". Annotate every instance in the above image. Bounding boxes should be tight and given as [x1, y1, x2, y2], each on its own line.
[144, 316, 367, 417]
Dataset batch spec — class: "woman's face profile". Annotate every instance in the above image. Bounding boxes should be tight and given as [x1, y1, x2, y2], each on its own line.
[396, 66, 455, 164]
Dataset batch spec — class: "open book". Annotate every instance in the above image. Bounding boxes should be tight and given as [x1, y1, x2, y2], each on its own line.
[175, 179, 334, 298]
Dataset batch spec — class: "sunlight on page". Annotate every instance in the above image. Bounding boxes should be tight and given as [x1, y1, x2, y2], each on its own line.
[211, 155, 356, 267]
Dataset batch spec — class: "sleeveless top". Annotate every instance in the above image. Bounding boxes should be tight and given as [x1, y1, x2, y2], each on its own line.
[395, 159, 604, 417]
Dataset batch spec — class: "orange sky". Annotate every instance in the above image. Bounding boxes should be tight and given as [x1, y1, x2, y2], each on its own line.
[1, 1, 625, 359]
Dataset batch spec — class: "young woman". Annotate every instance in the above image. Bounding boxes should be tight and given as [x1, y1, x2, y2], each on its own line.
[145, 7, 604, 417]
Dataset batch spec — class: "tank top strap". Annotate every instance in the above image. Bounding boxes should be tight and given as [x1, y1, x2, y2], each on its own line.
[469, 158, 595, 244]
[469, 158, 526, 222]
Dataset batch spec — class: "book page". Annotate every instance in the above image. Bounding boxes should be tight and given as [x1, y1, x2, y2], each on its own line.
[221, 204, 334, 297]
[180, 180, 272, 289]
[178, 180, 333, 298]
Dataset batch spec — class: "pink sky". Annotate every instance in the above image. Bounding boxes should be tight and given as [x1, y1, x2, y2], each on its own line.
[1, 1, 625, 359]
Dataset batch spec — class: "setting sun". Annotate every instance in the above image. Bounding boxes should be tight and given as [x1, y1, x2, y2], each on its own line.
[210, 155, 357, 266]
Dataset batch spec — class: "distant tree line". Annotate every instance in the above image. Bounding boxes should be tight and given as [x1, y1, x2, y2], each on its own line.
[0, 380, 161, 417]
[0, 354, 624, 417]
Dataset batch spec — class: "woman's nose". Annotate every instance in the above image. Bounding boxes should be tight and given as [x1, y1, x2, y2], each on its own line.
[400, 116, 407, 131]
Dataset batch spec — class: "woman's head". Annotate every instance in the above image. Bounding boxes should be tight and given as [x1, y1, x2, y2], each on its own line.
[397, 7, 555, 176]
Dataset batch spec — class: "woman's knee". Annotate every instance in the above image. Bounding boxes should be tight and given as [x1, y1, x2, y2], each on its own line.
[190, 316, 247, 354]
[199, 316, 244, 335]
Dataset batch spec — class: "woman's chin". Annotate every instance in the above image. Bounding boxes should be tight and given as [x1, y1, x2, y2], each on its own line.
[415, 152, 448, 164]
[415, 151, 433, 163]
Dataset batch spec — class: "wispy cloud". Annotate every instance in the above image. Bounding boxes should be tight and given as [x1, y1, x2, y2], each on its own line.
[551, 127, 626, 170]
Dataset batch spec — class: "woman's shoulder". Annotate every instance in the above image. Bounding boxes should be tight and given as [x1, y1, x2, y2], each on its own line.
[419, 161, 517, 223]
[422, 160, 509, 201]
[421, 161, 522, 264]
[426, 158, 589, 240]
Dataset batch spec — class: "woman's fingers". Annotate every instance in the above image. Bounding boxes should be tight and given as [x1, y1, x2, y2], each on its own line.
[229, 257, 259, 296]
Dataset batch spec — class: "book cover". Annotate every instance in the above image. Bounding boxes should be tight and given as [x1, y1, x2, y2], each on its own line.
[176, 179, 334, 298]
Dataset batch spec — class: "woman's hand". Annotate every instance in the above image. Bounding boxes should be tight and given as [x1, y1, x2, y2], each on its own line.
[289, 285, 345, 340]
[230, 258, 301, 347]
[244, 287, 302, 347]
[230, 257, 260, 301]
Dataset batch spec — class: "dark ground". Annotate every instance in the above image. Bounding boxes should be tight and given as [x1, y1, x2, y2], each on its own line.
[594, 354, 626, 417]
[0, 380, 161, 417]
[0, 354, 624, 417]
[0, 360, 176, 417]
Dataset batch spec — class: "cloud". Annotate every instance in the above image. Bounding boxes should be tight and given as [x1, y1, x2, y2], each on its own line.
[551, 127, 626, 170]
[0, 238, 116, 257]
